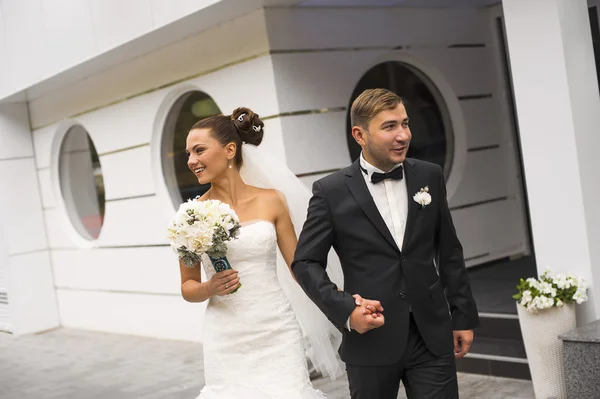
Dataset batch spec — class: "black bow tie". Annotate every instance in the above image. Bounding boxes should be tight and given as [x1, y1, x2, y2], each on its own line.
[360, 164, 404, 184]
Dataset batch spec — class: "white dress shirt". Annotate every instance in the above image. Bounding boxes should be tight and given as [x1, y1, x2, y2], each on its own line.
[346, 153, 409, 331]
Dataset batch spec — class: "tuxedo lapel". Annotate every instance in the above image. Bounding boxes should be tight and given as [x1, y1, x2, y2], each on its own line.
[401, 159, 421, 252]
[345, 161, 400, 252]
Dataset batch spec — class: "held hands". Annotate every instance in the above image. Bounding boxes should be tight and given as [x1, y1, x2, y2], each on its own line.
[208, 269, 241, 297]
[453, 330, 474, 359]
[349, 294, 385, 334]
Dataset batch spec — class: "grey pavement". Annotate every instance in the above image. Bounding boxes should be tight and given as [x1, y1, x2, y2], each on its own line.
[0, 328, 534, 399]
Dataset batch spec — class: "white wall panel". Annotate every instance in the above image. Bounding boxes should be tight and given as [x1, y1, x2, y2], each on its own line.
[8, 251, 59, 335]
[40, 0, 96, 73]
[271, 50, 386, 111]
[260, 117, 287, 163]
[280, 111, 351, 175]
[45, 208, 80, 249]
[0, 231, 11, 333]
[271, 48, 494, 114]
[52, 247, 180, 295]
[412, 48, 495, 96]
[461, 98, 503, 149]
[96, 196, 170, 247]
[57, 289, 204, 341]
[266, 7, 490, 50]
[185, 55, 280, 121]
[149, 0, 222, 27]
[0, 6, 7, 90]
[100, 147, 155, 201]
[38, 168, 56, 209]
[32, 123, 57, 169]
[0, 158, 47, 255]
[78, 90, 167, 155]
[0, 0, 46, 89]
[452, 198, 526, 261]
[28, 10, 270, 129]
[448, 148, 509, 207]
[88, 0, 155, 52]
[0, 102, 32, 159]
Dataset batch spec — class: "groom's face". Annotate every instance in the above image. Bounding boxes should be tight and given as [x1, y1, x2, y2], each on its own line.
[356, 103, 411, 171]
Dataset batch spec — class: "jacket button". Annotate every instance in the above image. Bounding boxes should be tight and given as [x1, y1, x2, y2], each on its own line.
[401, 256, 407, 263]
[399, 292, 407, 299]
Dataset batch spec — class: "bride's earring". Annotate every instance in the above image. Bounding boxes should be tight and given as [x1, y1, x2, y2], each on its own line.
[228, 162, 233, 169]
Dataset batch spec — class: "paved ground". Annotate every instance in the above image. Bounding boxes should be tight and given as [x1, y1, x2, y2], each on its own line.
[0, 328, 534, 398]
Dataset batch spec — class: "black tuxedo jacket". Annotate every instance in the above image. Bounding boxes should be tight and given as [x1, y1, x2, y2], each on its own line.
[292, 158, 479, 366]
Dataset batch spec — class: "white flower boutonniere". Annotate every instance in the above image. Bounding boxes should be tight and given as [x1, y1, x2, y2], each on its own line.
[413, 186, 432, 208]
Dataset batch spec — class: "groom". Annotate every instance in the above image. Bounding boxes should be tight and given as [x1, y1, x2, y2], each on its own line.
[292, 88, 479, 398]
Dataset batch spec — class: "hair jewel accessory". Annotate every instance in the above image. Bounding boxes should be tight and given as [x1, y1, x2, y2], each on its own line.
[237, 113, 246, 122]
[252, 125, 262, 132]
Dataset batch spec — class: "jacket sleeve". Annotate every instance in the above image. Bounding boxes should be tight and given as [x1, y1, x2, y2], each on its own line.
[435, 165, 480, 330]
[292, 180, 356, 331]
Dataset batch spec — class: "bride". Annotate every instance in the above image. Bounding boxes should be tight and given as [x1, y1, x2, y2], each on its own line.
[178, 107, 345, 398]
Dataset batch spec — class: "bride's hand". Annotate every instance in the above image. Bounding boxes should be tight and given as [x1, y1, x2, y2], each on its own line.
[208, 269, 240, 297]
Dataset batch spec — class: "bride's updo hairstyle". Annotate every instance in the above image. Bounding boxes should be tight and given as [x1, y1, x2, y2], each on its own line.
[190, 107, 264, 169]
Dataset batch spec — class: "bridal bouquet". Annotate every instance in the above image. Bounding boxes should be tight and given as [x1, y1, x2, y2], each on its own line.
[513, 268, 588, 313]
[167, 199, 241, 291]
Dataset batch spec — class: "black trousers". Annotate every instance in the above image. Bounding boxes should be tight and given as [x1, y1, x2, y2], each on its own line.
[346, 314, 459, 399]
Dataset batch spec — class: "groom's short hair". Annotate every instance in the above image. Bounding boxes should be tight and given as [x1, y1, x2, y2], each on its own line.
[350, 88, 404, 130]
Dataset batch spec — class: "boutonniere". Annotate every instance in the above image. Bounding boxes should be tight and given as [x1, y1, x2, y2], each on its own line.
[413, 186, 432, 208]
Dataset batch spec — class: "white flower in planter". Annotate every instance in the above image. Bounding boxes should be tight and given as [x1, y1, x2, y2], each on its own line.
[573, 289, 587, 305]
[514, 268, 588, 313]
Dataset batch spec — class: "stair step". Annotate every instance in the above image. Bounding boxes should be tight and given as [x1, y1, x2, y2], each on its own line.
[469, 336, 527, 359]
[456, 312, 531, 380]
[475, 313, 523, 341]
[456, 354, 531, 380]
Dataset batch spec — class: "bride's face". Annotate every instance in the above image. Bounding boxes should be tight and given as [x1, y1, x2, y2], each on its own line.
[186, 128, 232, 185]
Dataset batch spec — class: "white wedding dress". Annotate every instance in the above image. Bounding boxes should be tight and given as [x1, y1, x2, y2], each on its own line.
[197, 220, 327, 399]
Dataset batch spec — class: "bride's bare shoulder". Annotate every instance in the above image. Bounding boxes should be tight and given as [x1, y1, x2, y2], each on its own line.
[248, 187, 286, 208]
[249, 186, 281, 200]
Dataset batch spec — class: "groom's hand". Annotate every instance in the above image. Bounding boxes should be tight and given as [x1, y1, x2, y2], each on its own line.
[352, 294, 384, 317]
[349, 294, 385, 334]
[453, 330, 474, 359]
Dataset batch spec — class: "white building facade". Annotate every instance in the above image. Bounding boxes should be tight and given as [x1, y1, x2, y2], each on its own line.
[1, 0, 599, 369]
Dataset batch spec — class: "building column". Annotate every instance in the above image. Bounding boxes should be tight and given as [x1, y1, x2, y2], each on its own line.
[503, 0, 600, 324]
[0, 102, 59, 334]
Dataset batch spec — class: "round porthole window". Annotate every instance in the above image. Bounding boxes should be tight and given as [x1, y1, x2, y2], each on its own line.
[58, 125, 105, 240]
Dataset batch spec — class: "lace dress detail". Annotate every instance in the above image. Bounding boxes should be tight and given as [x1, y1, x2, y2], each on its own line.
[197, 221, 327, 398]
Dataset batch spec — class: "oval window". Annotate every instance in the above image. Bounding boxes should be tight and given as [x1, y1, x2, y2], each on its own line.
[58, 125, 105, 240]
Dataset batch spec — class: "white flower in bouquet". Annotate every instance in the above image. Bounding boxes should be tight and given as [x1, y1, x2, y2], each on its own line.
[513, 268, 588, 313]
[167, 199, 241, 268]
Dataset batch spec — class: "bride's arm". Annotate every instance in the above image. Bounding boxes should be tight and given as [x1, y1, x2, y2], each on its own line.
[271, 190, 299, 280]
[179, 261, 239, 302]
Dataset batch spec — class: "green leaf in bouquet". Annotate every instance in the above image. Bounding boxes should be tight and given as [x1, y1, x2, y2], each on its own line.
[178, 247, 201, 268]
